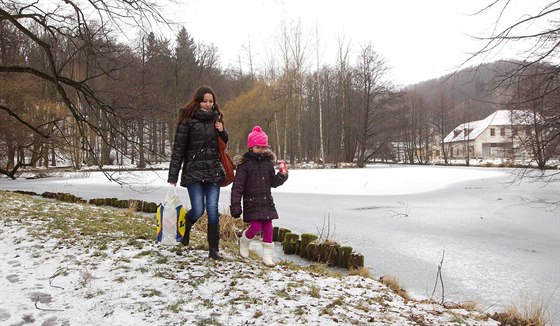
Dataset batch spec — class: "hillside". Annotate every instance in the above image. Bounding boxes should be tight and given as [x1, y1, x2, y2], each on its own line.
[406, 60, 523, 127]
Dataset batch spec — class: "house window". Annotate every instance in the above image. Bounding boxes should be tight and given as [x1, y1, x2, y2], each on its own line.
[490, 128, 495, 136]
[500, 127, 505, 136]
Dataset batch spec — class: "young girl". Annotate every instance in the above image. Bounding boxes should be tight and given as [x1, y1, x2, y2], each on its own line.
[230, 125, 288, 266]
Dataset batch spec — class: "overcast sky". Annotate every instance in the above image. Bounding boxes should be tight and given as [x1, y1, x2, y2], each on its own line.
[163, 0, 547, 86]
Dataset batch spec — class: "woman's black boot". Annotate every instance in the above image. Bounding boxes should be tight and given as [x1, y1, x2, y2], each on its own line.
[181, 219, 195, 246]
[207, 223, 222, 259]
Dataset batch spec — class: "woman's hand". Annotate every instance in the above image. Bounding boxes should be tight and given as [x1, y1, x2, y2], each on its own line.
[215, 121, 224, 132]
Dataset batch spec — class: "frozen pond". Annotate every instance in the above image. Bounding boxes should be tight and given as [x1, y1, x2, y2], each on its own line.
[1, 165, 558, 322]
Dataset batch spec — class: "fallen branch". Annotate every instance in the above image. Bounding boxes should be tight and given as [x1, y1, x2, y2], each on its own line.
[49, 267, 81, 290]
[34, 297, 64, 312]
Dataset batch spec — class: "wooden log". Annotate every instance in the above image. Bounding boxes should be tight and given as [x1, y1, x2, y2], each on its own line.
[337, 246, 353, 268]
[282, 233, 299, 255]
[306, 242, 319, 261]
[299, 233, 318, 258]
[278, 228, 291, 242]
[323, 243, 340, 266]
[348, 252, 365, 269]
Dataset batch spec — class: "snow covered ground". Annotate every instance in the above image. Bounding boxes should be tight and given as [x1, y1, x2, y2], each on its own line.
[0, 191, 499, 325]
[1, 164, 558, 324]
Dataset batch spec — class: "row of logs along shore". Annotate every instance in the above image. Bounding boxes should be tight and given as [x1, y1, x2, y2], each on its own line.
[273, 226, 365, 270]
[14, 190, 160, 213]
[11, 190, 365, 270]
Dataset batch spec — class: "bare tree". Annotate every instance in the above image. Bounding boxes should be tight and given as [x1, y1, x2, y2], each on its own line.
[507, 66, 560, 169]
[335, 36, 353, 163]
[314, 27, 325, 164]
[466, 1, 560, 170]
[0, 0, 170, 179]
[276, 19, 310, 163]
[432, 92, 454, 165]
[353, 43, 392, 167]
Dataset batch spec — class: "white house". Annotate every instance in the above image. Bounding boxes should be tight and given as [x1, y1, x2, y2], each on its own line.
[443, 110, 534, 160]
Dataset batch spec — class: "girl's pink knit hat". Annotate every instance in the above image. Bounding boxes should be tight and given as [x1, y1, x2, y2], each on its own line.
[247, 125, 269, 148]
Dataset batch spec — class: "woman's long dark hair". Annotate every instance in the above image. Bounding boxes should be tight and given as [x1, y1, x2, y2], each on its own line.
[177, 85, 225, 125]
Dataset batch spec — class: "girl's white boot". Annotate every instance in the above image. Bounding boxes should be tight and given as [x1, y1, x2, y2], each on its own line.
[239, 230, 251, 258]
[262, 242, 275, 267]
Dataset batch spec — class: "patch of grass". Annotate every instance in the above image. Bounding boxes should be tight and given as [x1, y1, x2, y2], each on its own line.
[286, 282, 302, 290]
[193, 213, 245, 242]
[278, 260, 300, 270]
[253, 310, 263, 318]
[449, 315, 465, 323]
[141, 288, 162, 297]
[307, 263, 328, 274]
[321, 306, 334, 316]
[492, 293, 550, 326]
[91, 250, 108, 258]
[458, 301, 479, 311]
[136, 266, 149, 273]
[294, 262, 343, 278]
[309, 285, 321, 299]
[154, 269, 174, 279]
[379, 275, 410, 301]
[127, 200, 140, 217]
[230, 294, 252, 303]
[112, 265, 131, 272]
[134, 250, 152, 257]
[84, 290, 105, 299]
[355, 302, 370, 312]
[168, 299, 186, 313]
[372, 295, 385, 305]
[275, 289, 290, 299]
[294, 306, 306, 316]
[0, 191, 153, 245]
[348, 266, 371, 278]
[188, 276, 206, 289]
[201, 298, 213, 308]
[126, 239, 145, 249]
[332, 296, 345, 306]
[114, 257, 131, 264]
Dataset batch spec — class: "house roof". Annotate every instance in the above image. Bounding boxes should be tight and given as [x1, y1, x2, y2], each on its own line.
[444, 110, 533, 143]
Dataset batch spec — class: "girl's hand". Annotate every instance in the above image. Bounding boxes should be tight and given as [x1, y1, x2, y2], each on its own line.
[215, 121, 223, 132]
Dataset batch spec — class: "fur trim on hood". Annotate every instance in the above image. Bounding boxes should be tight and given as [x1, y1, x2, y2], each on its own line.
[233, 150, 277, 167]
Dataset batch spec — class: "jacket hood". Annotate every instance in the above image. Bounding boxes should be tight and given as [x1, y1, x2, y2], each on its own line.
[233, 150, 277, 167]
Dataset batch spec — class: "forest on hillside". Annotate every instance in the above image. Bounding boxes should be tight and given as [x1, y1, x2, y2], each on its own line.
[1, 1, 558, 179]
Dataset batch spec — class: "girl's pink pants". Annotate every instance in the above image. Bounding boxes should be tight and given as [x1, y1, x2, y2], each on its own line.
[245, 220, 273, 243]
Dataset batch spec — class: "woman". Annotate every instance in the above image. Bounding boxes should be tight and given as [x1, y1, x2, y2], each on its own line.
[168, 86, 228, 259]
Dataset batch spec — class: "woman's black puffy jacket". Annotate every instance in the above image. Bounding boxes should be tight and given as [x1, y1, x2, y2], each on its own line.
[167, 108, 228, 186]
